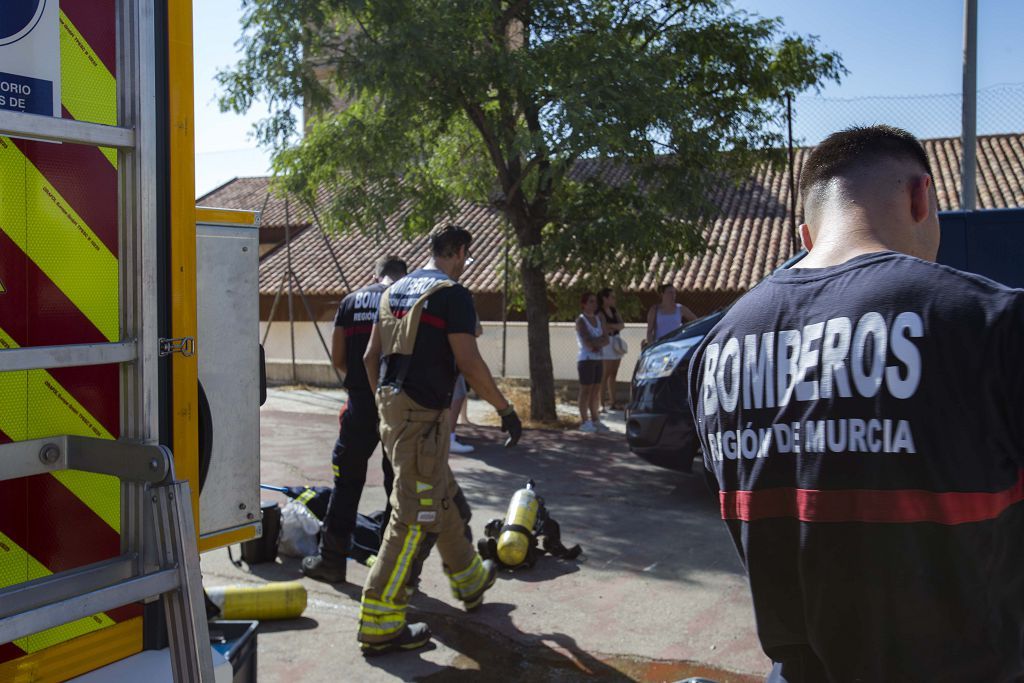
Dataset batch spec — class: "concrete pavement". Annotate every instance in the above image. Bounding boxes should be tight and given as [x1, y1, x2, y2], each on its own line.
[200, 388, 769, 682]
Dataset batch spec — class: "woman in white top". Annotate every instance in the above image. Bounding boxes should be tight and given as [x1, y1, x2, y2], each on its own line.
[645, 283, 697, 346]
[576, 292, 609, 433]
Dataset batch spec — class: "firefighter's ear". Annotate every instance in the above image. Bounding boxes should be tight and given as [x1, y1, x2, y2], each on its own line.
[800, 224, 814, 251]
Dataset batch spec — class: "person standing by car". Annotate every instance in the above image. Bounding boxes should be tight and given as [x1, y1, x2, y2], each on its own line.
[645, 284, 696, 347]
[576, 292, 609, 433]
[449, 315, 483, 454]
[301, 255, 407, 584]
[597, 288, 626, 412]
[689, 125, 1024, 681]
[358, 225, 522, 655]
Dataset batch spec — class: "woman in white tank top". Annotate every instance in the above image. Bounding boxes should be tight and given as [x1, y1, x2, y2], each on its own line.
[645, 283, 697, 346]
[575, 292, 609, 432]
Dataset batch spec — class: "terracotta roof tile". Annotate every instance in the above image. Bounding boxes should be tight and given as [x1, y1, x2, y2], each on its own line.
[197, 133, 1024, 298]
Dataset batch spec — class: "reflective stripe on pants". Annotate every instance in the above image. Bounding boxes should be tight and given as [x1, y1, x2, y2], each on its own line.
[358, 388, 481, 643]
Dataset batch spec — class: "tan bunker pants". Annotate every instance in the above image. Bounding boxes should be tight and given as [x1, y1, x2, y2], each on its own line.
[357, 388, 490, 643]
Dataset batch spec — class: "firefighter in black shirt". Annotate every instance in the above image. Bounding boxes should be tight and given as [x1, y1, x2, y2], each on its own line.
[690, 126, 1024, 681]
[357, 225, 522, 655]
[302, 256, 408, 583]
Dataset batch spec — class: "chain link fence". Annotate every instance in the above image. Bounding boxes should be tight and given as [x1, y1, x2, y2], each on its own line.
[786, 82, 1024, 149]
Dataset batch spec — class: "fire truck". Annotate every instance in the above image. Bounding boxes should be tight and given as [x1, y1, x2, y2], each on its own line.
[1, 0, 260, 680]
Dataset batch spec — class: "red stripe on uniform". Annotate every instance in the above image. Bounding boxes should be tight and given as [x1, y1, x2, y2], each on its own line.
[390, 309, 446, 328]
[60, 0, 117, 77]
[12, 136, 118, 256]
[721, 472, 1024, 525]
[344, 325, 373, 337]
[420, 312, 446, 330]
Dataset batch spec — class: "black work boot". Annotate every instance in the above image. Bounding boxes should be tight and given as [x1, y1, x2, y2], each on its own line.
[360, 623, 432, 657]
[462, 559, 498, 612]
[301, 531, 347, 583]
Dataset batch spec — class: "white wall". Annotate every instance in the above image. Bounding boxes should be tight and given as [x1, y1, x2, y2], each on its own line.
[259, 321, 649, 382]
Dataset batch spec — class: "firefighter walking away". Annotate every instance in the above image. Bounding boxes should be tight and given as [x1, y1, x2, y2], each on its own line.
[358, 225, 523, 655]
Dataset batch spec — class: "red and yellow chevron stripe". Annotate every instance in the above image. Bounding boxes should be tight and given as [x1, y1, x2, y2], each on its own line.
[0, 1, 143, 676]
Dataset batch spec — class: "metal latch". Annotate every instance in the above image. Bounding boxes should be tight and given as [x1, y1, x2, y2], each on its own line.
[158, 337, 195, 358]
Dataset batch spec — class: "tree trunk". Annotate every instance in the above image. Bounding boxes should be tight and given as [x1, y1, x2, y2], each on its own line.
[519, 258, 558, 422]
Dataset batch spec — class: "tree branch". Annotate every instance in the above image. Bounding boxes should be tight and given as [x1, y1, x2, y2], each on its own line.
[462, 100, 514, 194]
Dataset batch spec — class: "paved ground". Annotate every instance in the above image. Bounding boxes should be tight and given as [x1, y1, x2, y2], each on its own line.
[200, 388, 769, 682]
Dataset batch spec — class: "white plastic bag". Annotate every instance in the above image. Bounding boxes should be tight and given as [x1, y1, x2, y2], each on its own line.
[277, 500, 321, 558]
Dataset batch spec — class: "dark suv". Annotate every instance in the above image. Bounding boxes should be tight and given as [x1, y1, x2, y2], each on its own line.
[625, 311, 723, 472]
[625, 251, 807, 472]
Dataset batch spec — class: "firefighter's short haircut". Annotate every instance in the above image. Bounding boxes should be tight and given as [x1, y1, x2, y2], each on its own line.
[376, 255, 407, 280]
[800, 125, 934, 204]
[431, 224, 473, 258]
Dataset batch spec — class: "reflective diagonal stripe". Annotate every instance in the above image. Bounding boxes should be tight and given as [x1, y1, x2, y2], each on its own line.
[60, 0, 117, 76]
[13, 136, 118, 256]
[59, 11, 117, 168]
[382, 525, 422, 605]
[0, 0, 128, 668]
[0, 226, 121, 436]
[0, 138, 119, 342]
[0, 325, 119, 532]
[0, 532, 115, 653]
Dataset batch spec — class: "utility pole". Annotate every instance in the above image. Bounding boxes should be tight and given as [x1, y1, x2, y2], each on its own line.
[786, 93, 798, 255]
[961, 0, 978, 211]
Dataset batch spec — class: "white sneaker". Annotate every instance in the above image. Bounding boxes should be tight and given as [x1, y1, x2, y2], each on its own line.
[579, 421, 597, 433]
[594, 421, 611, 433]
[449, 435, 475, 454]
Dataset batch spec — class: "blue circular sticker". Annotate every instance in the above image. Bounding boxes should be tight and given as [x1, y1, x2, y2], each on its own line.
[0, 0, 46, 47]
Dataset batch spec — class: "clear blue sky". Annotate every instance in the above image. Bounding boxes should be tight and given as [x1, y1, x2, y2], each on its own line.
[193, 0, 1024, 197]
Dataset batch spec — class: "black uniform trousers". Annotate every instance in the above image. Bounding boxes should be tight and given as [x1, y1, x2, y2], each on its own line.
[322, 388, 395, 547]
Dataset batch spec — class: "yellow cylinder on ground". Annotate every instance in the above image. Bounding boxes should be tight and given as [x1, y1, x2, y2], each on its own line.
[206, 581, 307, 620]
[497, 484, 539, 566]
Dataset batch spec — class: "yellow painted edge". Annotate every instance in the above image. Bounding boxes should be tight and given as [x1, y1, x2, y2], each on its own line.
[195, 206, 259, 227]
[168, 0, 200, 537]
[198, 524, 259, 553]
[0, 617, 142, 683]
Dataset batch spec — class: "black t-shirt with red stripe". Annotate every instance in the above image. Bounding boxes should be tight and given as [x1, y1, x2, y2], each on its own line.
[334, 282, 385, 392]
[379, 268, 476, 410]
[688, 251, 1024, 682]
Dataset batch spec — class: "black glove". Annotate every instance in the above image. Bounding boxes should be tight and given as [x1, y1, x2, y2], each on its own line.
[498, 405, 523, 448]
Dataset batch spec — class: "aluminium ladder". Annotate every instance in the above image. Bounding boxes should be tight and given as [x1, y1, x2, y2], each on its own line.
[0, 0, 213, 679]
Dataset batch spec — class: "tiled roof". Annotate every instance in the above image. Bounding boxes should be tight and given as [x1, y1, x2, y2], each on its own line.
[256, 200, 510, 296]
[198, 133, 1024, 297]
[197, 176, 316, 229]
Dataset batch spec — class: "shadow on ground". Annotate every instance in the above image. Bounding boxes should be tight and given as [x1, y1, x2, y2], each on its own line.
[361, 593, 758, 683]
[450, 424, 742, 584]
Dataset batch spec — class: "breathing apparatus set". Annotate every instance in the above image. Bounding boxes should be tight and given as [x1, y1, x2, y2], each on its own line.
[478, 480, 582, 569]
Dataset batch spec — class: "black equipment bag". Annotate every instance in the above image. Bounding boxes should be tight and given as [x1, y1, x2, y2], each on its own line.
[348, 510, 387, 564]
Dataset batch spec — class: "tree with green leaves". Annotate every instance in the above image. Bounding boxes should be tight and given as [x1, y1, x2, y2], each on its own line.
[220, 0, 843, 421]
